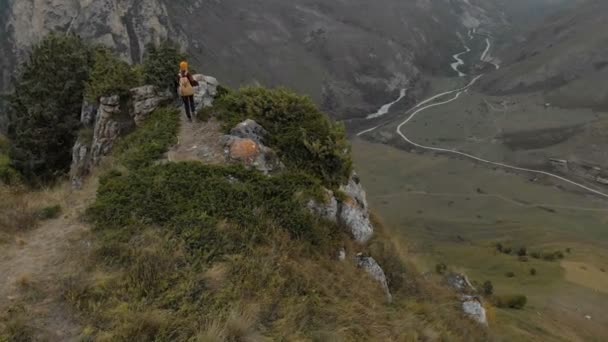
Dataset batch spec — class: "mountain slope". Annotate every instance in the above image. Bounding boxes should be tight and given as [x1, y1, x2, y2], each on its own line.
[0, 0, 502, 125]
[480, 0, 608, 111]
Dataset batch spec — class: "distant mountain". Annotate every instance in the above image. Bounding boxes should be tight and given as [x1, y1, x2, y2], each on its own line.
[480, 0, 608, 111]
[0, 0, 571, 130]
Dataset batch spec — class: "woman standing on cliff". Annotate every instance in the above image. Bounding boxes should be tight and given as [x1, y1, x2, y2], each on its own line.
[177, 61, 199, 122]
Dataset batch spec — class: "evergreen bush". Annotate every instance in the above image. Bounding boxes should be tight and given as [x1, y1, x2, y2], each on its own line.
[142, 41, 186, 92]
[7, 34, 92, 183]
[85, 47, 141, 102]
[212, 87, 352, 187]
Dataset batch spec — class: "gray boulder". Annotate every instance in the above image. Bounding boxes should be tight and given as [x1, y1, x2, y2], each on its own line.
[446, 272, 476, 294]
[192, 74, 219, 109]
[223, 131, 283, 174]
[357, 254, 392, 303]
[461, 295, 488, 326]
[230, 119, 268, 144]
[307, 189, 339, 223]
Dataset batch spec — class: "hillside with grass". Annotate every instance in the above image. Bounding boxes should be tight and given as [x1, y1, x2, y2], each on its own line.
[0, 35, 491, 341]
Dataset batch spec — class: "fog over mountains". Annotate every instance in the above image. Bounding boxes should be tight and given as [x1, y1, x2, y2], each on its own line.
[0, 0, 579, 129]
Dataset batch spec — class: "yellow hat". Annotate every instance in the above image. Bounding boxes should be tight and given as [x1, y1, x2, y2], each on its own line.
[180, 61, 188, 71]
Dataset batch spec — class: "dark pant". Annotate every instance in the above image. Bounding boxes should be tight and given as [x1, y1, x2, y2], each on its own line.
[182, 95, 196, 120]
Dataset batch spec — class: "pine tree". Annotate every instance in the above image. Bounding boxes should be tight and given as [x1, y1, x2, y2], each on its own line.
[7, 34, 92, 183]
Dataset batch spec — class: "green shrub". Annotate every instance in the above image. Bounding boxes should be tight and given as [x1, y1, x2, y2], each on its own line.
[143, 41, 187, 92]
[482, 280, 494, 296]
[493, 295, 527, 309]
[212, 87, 352, 187]
[530, 268, 537, 276]
[505, 271, 515, 278]
[542, 251, 565, 261]
[85, 47, 141, 102]
[503, 247, 512, 255]
[517, 247, 527, 257]
[7, 34, 92, 183]
[531, 251, 541, 259]
[114, 107, 180, 169]
[495, 243, 503, 252]
[36, 205, 62, 220]
[88, 162, 331, 247]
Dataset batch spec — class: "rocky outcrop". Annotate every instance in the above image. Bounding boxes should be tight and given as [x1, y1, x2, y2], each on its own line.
[90, 96, 125, 166]
[70, 85, 176, 188]
[222, 120, 283, 174]
[307, 189, 339, 223]
[308, 173, 374, 243]
[357, 254, 392, 303]
[444, 273, 488, 326]
[130, 85, 172, 126]
[339, 174, 374, 243]
[192, 74, 219, 110]
[461, 295, 488, 326]
[229, 120, 267, 144]
[446, 272, 476, 294]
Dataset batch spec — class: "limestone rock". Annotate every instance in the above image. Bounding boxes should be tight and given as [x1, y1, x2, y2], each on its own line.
[91, 95, 127, 166]
[230, 119, 268, 144]
[192, 74, 218, 109]
[130, 85, 172, 126]
[446, 273, 476, 294]
[307, 172, 374, 243]
[307, 189, 339, 223]
[461, 295, 488, 326]
[339, 173, 374, 243]
[223, 134, 282, 174]
[357, 254, 392, 303]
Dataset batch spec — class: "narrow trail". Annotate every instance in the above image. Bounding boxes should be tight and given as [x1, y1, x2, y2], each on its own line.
[0, 183, 98, 340]
[358, 30, 608, 200]
[168, 114, 225, 164]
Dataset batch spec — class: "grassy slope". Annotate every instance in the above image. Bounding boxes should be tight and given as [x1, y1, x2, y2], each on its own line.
[352, 137, 608, 341]
[4, 91, 488, 341]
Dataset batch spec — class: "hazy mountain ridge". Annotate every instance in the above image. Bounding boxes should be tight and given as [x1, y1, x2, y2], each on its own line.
[480, 0, 608, 111]
[0, 0, 505, 127]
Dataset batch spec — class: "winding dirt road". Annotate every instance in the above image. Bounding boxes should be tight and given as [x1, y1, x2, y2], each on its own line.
[359, 30, 608, 199]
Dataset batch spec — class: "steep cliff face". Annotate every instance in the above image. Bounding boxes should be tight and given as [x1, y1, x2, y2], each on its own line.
[4, 0, 176, 64]
[0, 0, 500, 126]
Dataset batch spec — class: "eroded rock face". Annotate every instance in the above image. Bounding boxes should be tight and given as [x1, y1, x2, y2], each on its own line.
[357, 254, 392, 303]
[131, 85, 172, 126]
[90, 95, 125, 166]
[308, 173, 374, 243]
[461, 295, 488, 326]
[70, 83, 179, 188]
